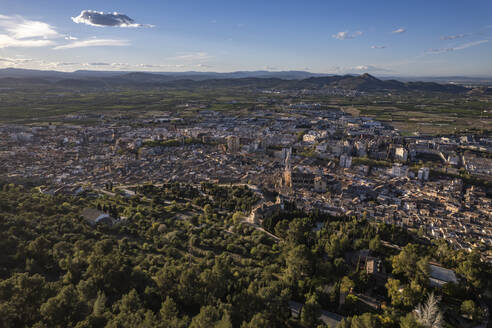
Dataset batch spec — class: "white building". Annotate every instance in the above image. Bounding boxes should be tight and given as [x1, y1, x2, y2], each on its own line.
[391, 164, 408, 177]
[395, 147, 408, 162]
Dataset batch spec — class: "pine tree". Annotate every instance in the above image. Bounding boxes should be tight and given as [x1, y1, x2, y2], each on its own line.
[414, 292, 444, 328]
[93, 291, 107, 316]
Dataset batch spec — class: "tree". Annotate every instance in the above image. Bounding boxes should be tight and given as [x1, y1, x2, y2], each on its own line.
[457, 250, 483, 289]
[203, 204, 214, 219]
[368, 235, 381, 253]
[340, 276, 355, 294]
[460, 300, 483, 322]
[232, 212, 243, 225]
[215, 312, 233, 328]
[189, 305, 222, 328]
[0, 273, 49, 327]
[240, 313, 271, 328]
[400, 313, 425, 328]
[284, 245, 313, 283]
[301, 293, 321, 327]
[413, 293, 444, 328]
[160, 296, 178, 321]
[40, 285, 85, 327]
[392, 244, 429, 283]
[386, 278, 413, 308]
[287, 218, 312, 245]
[338, 313, 380, 328]
[92, 291, 107, 316]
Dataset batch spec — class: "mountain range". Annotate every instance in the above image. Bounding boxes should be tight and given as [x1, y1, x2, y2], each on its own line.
[0, 68, 479, 93]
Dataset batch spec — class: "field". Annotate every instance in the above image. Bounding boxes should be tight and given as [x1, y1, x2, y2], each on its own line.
[0, 86, 490, 135]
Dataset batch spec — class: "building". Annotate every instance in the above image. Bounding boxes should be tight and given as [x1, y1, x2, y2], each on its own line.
[355, 141, 367, 157]
[340, 154, 352, 169]
[395, 147, 408, 162]
[391, 164, 408, 177]
[418, 167, 430, 181]
[284, 167, 316, 189]
[314, 176, 328, 193]
[81, 208, 113, 226]
[428, 263, 458, 288]
[226, 135, 240, 153]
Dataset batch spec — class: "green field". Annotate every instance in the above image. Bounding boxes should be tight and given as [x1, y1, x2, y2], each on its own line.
[0, 87, 490, 135]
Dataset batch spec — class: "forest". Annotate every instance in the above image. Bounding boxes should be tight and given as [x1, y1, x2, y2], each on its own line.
[0, 181, 490, 328]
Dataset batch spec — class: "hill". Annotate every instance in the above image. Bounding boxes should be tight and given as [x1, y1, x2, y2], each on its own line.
[0, 69, 469, 93]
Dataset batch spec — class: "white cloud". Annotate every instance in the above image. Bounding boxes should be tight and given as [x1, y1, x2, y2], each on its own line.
[72, 10, 153, 28]
[0, 56, 33, 63]
[0, 15, 59, 39]
[65, 35, 78, 40]
[453, 40, 488, 50]
[371, 45, 386, 49]
[332, 31, 363, 40]
[327, 65, 391, 74]
[441, 34, 467, 40]
[88, 62, 111, 66]
[171, 52, 212, 61]
[392, 28, 406, 34]
[136, 63, 163, 68]
[0, 34, 55, 48]
[427, 39, 489, 54]
[196, 63, 213, 68]
[0, 15, 59, 48]
[55, 62, 79, 66]
[110, 63, 131, 69]
[54, 39, 130, 50]
[8, 20, 59, 39]
[350, 65, 391, 72]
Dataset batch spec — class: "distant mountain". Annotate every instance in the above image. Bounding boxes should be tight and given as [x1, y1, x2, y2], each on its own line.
[0, 68, 329, 81]
[382, 75, 492, 85]
[0, 69, 470, 93]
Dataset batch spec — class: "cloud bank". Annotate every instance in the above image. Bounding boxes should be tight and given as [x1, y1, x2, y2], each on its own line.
[72, 10, 153, 28]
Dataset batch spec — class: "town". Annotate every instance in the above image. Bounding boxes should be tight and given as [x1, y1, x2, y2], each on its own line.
[2, 104, 491, 259]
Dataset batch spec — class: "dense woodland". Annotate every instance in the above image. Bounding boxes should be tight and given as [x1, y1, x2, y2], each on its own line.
[0, 181, 490, 328]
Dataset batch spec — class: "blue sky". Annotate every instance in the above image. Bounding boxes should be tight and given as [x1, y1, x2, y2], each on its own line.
[0, 0, 491, 76]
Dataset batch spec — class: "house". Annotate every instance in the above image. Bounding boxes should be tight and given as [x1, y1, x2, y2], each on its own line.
[81, 208, 113, 226]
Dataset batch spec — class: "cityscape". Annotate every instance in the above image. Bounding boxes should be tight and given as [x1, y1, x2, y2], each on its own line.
[0, 1, 491, 328]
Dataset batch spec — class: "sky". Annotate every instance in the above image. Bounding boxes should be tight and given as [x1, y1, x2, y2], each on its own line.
[0, 0, 491, 76]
